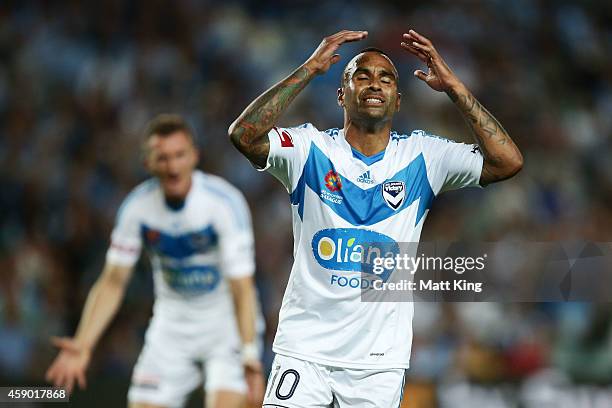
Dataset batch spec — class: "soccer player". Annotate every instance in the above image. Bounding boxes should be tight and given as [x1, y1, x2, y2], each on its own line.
[229, 29, 522, 407]
[46, 114, 264, 408]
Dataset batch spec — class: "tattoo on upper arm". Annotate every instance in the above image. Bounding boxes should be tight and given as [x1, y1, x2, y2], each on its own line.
[247, 135, 271, 169]
[230, 124, 270, 168]
[480, 162, 498, 185]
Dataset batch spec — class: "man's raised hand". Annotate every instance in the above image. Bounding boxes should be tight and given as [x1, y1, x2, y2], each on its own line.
[401, 29, 462, 93]
[305, 30, 368, 75]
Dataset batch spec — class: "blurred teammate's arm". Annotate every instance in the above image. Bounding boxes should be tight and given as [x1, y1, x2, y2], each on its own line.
[229, 276, 259, 357]
[216, 183, 264, 405]
[73, 263, 134, 349]
[45, 262, 133, 393]
[401, 29, 523, 185]
[228, 30, 368, 168]
[46, 185, 141, 393]
[229, 276, 264, 405]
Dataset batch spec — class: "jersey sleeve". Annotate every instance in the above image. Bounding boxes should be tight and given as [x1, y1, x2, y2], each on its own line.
[213, 185, 256, 280]
[418, 131, 484, 194]
[105, 195, 143, 267]
[258, 124, 315, 194]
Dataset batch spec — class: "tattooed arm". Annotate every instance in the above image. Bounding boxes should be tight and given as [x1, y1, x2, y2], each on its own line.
[228, 65, 314, 168]
[229, 30, 368, 168]
[401, 29, 523, 185]
[445, 85, 522, 184]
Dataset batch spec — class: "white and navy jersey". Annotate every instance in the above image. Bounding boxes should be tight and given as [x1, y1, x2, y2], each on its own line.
[261, 124, 483, 369]
[106, 170, 255, 332]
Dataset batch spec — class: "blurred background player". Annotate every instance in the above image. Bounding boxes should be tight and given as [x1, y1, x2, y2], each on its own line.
[229, 29, 521, 407]
[45, 114, 264, 408]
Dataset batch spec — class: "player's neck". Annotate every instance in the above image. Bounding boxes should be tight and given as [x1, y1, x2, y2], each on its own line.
[343, 119, 392, 156]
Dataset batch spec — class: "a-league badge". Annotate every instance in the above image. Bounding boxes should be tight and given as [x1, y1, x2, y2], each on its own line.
[382, 181, 406, 210]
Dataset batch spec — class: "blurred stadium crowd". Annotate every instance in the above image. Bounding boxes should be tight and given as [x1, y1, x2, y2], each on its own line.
[0, 0, 611, 406]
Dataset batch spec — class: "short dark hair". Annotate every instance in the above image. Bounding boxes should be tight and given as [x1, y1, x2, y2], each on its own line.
[358, 47, 391, 59]
[144, 113, 194, 140]
[142, 114, 195, 156]
[341, 47, 398, 87]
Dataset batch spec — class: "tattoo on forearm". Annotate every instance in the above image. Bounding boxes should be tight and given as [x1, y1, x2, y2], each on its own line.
[231, 66, 313, 164]
[446, 87, 522, 175]
[446, 88, 510, 150]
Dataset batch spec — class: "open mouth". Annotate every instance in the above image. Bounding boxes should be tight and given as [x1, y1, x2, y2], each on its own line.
[166, 174, 182, 185]
[362, 95, 385, 106]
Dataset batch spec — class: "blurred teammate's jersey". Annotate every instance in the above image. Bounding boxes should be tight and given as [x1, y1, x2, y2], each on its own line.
[106, 170, 255, 336]
[262, 124, 483, 369]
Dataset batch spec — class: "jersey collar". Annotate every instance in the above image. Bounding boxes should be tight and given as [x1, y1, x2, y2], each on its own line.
[338, 128, 392, 166]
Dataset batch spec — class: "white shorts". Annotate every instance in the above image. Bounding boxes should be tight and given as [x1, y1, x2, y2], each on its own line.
[127, 320, 247, 407]
[262, 354, 406, 408]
